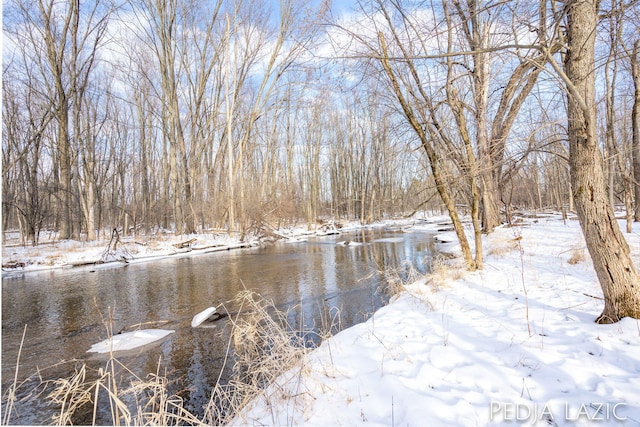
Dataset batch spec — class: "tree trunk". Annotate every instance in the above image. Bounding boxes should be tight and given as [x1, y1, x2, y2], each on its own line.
[224, 14, 236, 236]
[472, 19, 500, 234]
[57, 101, 72, 240]
[563, 0, 640, 323]
[631, 41, 640, 222]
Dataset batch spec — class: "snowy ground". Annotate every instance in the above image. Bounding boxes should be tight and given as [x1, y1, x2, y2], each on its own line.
[232, 214, 640, 426]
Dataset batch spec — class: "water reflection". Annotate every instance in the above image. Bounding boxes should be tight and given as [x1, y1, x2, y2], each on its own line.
[1, 228, 435, 424]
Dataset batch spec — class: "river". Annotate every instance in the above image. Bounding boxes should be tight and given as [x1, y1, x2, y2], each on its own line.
[1, 227, 436, 424]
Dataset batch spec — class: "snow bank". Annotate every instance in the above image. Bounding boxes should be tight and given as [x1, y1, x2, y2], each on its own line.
[1, 232, 244, 273]
[234, 214, 640, 426]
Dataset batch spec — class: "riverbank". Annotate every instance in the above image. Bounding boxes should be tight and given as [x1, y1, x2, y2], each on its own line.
[1, 216, 443, 274]
[232, 213, 640, 426]
[2, 216, 447, 274]
[1, 228, 255, 273]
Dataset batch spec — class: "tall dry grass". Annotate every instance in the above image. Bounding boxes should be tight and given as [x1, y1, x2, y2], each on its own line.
[203, 290, 319, 425]
[2, 325, 27, 425]
[379, 259, 425, 298]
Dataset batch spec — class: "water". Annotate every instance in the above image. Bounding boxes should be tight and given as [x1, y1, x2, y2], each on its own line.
[1, 227, 435, 424]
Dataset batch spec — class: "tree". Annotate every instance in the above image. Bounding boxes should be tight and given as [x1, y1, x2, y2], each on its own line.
[602, 0, 634, 233]
[26, 0, 76, 239]
[377, 29, 480, 270]
[69, 2, 110, 241]
[560, 0, 640, 323]
[335, 0, 554, 269]
[227, 0, 328, 237]
[631, 40, 640, 221]
[138, 0, 195, 235]
[2, 76, 53, 245]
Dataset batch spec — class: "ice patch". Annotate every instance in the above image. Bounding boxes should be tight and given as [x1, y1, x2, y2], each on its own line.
[87, 329, 174, 353]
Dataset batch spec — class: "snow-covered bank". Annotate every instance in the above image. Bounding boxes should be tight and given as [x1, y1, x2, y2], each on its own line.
[0, 216, 447, 274]
[234, 214, 640, 426]
[1, 231, 248, 273]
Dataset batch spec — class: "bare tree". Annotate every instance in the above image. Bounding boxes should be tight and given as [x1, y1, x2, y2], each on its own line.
[179, 0, 225, 231]
[70, 3, 110, 240]
[558, 0, 640, 323]
[138, 0, 197, 234]
[377, 29, 479, 270]
[219, 0, 329, 236]
[602, 0, 635, 233]
[20, 0, 76, 239]
[329, 0, 563, 269]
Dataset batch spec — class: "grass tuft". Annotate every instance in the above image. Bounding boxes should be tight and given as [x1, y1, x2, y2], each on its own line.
[379, 260, 424, 299]
[428, 255, 465, 290]
[567, 247, 586, 265]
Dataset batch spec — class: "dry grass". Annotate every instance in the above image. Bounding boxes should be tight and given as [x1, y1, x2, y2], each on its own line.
[377, 254, 466, 297]
[486, 233, 522, 257]
[204, 290, 318, 425]
[379, 259, 424, 299]
[427, 255, 465, 290]
[2, 325, 27, 425]
[126, 367, 202, 426]
[567, 246, 586, 265]
[41, 356, 203, 426]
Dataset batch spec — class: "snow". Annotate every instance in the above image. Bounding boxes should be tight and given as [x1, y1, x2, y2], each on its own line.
[336, 240, 365, 246]
[1, 231, 249, 273]
[434, 231, 457, 243]
[232, 214, 640, 426]
[191, 307, 217, 327]
[86, 329, 175, 353]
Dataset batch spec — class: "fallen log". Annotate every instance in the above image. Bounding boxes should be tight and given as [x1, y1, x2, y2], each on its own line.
[173, 238, 197, 249]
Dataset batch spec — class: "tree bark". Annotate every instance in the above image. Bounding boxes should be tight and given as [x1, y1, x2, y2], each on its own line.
[563, 0, 640, 323]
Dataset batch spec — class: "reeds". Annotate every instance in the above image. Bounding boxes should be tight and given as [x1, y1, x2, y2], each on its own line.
[379, 259, 424, 298]
[204, 290, 316, 425]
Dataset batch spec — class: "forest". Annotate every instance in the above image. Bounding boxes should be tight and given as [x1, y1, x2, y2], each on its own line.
[3, 1, 640, 316]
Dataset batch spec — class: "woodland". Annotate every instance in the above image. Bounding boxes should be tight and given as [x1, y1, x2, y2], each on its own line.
[3, 0, 640, 322]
